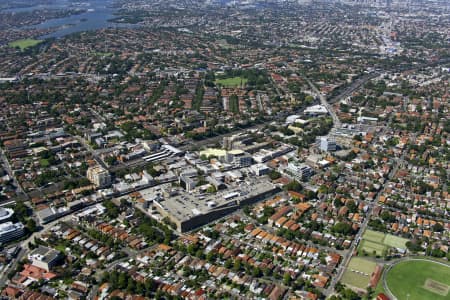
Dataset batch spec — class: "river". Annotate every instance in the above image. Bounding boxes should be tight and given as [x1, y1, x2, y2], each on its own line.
[2, 0, 133, 39]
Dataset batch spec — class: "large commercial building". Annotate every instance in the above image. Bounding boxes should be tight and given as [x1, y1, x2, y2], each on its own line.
[0, 208, 14, 223]
[87, 166, 111, 188]
[149, 179, 280, 232]
[253, 145, 295, 163]
[0, 222, 25, 244]
[28, 246, 62, 271]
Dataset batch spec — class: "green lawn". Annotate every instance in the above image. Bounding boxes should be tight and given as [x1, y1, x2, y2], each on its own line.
[383, 234, 408, 249]
[363, 229, 385, 243]
[386, 260, 450, 300]
[39, 158, 50, 168]
[348, 257, 378, 274]
[342, 270, 370, 289]
[342, 257, 377, 289]
[359, 240, 386, 256]
[215, 77, 248, 87]
[9, 39, 43, 50]
[359, 229, 409, 256]
[55, 244, 67, 254]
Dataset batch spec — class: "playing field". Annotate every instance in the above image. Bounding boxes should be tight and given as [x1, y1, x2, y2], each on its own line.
[386, 259, 450, 300]
[358, 229, 408, 256]
[8, 39, 43, 50]
[360, 240, 386, 256]
[215, 77, 248, 87]
[363, 229, 385, 243]
[341, 257, 377, 289]
[383, 234, 409, 249]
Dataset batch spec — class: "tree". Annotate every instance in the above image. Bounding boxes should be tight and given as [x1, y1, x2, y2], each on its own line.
[432, 222, 444, 232]
[332, 222, 353, 235]
[347, 200, 357, 213]
[126, 277, 135, 292]
[224, 259, 232, 269]
[285, 180, 303, 192]
[206, 185, 217, 193]
[334, 198, 343, 208]
[206, 251, 216, 262]
[342, 288, 361, 300]
[118, 272, 127, 289]
[233, 259, 241, 272]
[283, 273, 292, 285]
[252, 267, 262, 277]
[269, 170, 281, 180]
[26, 219, 37, 233]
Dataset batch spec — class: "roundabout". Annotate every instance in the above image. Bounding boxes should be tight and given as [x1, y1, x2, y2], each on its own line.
[383, 259, 450, 300]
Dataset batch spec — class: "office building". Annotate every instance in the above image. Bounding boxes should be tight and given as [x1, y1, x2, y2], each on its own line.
[86, 166, 111, 188]
[0, 208, 14, 223]
[286, 161, 314, 181]
[317, 136, 337, 152]
[0, 222, 25, 244]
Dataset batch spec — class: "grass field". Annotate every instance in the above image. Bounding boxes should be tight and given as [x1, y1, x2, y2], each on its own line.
[341, 257, 377, 289]
[359, 229, 409, 256]
[359, 240, 386, 256]
[386, 260, 450, 300]
[8, 39, 43, 50]
[215, 77, 248, 87]
[39, 158, 50, 168]
[363, 229, 385, 243]
[383, 234, 409, 249]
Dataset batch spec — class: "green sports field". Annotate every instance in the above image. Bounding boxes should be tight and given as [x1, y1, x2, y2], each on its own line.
[215, 77, 248, 87]
[386, 259, 450, 300]
[8, 39, 43, 50]
[358, 229, 409, 256]
[341, 257, 377, 289]
[363, 229, 385, 243]
[383, 234, 409, 249]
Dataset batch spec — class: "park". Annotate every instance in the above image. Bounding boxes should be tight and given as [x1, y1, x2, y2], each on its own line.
[8, 39, 43, 51]
[385, 259, 450, 300]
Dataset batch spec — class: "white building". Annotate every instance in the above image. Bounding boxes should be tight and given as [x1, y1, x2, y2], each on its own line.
[250, 164, 271, 176]
[0, 222, 25, 244]
[304, 104, 328, 116]
[28, 246, 62, 271]
[286, 162, 314, 181]
[0, 208, 14, 223]
[87, 166, 111, 188]
[317, 136, 337, 152]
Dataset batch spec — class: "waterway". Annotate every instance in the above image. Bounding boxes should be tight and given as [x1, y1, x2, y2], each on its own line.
[2, 0, 133, 39]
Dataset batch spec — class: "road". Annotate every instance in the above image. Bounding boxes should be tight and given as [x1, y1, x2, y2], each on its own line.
[323, 121, 409, 296]
[284, 63, 342, 130]
[0, 149, 28, 200]
[0, 213, 76, 287]
[327, 73, 380, 104]
[304, 77, 342, 128]
[76, 136, 109, 170]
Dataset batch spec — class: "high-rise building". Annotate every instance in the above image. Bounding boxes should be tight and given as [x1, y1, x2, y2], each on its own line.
[86, 165, 111, 188]
[317, 136, 337, 152]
